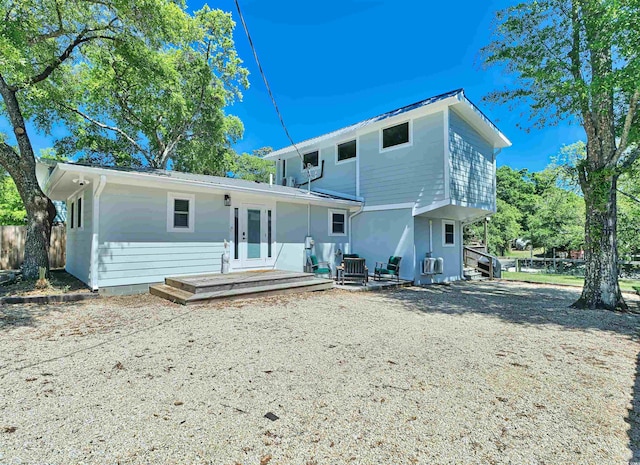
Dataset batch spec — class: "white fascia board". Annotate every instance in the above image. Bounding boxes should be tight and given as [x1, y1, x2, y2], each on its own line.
[265, 97, 459, 160]
[52, 164, 362, 208]
[453, 95, 512, 148]
[412, 199, 452, 217]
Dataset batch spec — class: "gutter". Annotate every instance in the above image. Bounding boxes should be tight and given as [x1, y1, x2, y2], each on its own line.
[52, 163, 360, 208]
[90, 175, 107, 291]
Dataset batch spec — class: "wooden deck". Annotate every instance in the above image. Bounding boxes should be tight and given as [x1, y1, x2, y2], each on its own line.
[149, 270, 334, 305]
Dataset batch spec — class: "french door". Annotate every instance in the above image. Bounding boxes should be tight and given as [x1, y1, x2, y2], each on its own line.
[233, 202, 275, 268]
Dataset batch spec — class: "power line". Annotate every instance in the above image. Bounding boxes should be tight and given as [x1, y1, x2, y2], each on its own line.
[233, 0, 303, 162]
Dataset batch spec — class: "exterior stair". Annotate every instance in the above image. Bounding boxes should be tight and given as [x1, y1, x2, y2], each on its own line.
[150, 270, 334, 305]
[463, 267, 487, 281]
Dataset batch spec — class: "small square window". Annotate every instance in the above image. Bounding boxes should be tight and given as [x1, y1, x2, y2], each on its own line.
[329, 209, 346, 236]
[382, 122, 410, 149]
[302, 151, 319, 168]
[443, 221, 455, 246]
[337, 140, 357, 162]
[168, 193, 194, 232]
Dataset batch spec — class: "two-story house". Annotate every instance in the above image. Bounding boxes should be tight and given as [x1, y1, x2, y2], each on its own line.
[265, 88, 510, 285]
[36, 88, 509, 294]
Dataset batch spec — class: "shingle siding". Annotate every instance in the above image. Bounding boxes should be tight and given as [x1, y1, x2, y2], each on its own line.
[449, 108, 495, 210]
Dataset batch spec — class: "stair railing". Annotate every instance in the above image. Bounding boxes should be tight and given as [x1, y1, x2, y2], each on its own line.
[463, 246, 497, 279]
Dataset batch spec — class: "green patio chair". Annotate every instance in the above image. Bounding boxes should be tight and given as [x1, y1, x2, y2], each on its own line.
[308, 255, 332, 278]
[374, 256, 402, 282]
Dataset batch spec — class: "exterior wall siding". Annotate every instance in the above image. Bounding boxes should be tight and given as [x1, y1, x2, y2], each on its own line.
[65, 185, 93, 285]
[449, 108, 495, 210]
[413, 216, 463, 284]
[358, 112, 445, 207]
[351, 209, 415, 281]
[97, 184, 228, 287]
[274, 202, 349, 273]
[277, 145, 357, 196]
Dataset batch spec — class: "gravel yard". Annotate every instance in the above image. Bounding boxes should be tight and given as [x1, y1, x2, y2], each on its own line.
[1, 281, 640, 464]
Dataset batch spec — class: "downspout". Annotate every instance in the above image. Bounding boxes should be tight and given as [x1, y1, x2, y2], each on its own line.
[348, 202, 365, 254]
[90, 175, 107, 291]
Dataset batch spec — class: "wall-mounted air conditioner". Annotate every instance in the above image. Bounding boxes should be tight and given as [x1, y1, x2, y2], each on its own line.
[286, 176, 296, 187]
[422, 257, 444, 275]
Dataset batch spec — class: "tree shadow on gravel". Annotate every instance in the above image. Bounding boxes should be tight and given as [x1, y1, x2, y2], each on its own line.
[0, 304, 67, 332]
[382, 281, 640, 461]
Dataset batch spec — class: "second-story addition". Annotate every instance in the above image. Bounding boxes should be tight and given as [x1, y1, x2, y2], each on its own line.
[265, 88, 511, 224]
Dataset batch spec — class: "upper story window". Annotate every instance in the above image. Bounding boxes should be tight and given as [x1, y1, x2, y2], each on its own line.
[302, 150, 319, 169]
[70, 201, 75, 229]
[337, 140, 357, 163]
[281, 159, 286, 178]
[328, 209, 346, 236]
[381, 121, 411, 151]
[167, 192, 195, 233]
[443, 221, 455, 247]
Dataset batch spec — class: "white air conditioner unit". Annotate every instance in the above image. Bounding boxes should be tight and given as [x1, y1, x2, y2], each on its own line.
[422, 257, 436, 275]
[434, 257, 444, 274]
[422, 257, 444, 275]
[286, 176, 296, 187]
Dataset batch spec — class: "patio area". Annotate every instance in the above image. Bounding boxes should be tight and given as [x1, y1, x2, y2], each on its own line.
[333, 276, 414, 291]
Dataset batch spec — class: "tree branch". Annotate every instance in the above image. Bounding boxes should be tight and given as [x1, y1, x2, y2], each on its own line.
[62, 104, 148, 158]
[18, 20, 119, 90]
[617, 188, 640, 204]
[617, 146, 640, 172]
[612, 89, 639, 163]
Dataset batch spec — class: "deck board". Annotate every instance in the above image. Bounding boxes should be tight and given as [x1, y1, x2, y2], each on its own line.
[150, 270, 334, 305]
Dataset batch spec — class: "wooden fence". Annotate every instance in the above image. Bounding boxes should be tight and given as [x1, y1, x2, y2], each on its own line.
[0, 225, 66, 270]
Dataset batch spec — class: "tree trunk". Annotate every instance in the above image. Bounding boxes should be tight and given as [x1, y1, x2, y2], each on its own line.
[0, 79, 56, 279]
[573, 171, 627, 311]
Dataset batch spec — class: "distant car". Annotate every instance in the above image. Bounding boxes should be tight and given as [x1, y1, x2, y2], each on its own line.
[513, 238, 532, 251]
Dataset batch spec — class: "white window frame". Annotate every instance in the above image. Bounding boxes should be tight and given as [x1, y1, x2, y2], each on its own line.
[328, 208, 347, 237]
[335, 139, 357, 165]
[69, 200, 75, 229]
[75, 193, 84, 231]
[442, 220, 456, 247]
[301, 150, 320, 169]
[379, 119, 413, 153]
[167, 192, 195, 233]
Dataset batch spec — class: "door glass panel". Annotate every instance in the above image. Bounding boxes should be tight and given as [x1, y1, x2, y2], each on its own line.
[268, 210, 272, 258]
[234, 208, 239, 259]
[247, 209, 261, 259]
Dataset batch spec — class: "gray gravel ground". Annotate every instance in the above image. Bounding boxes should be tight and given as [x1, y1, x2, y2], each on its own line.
[1, 281, 640, 465]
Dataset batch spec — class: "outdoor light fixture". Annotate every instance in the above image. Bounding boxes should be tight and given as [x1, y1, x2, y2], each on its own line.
[224, 194, 231, 206]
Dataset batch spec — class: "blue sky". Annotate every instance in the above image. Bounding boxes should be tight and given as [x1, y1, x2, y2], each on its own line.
[9, 0, 586, 172]
[207, 0, 585, 172]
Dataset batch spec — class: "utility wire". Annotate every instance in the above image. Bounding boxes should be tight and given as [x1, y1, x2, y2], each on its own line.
[233, 0, 303, 162]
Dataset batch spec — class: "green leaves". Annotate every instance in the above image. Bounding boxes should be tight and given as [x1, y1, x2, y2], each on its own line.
[0, 0, 249, 173]
[0, 172, 26, 225]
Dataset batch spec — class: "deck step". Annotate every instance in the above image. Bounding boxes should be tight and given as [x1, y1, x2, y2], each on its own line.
[149, 283, 193, 305]
[150, 278, 334, 305]
[165, 271, 314, 294]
